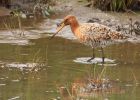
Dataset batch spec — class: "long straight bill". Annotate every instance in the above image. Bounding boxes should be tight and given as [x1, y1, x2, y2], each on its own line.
[49, 23, 65, 40]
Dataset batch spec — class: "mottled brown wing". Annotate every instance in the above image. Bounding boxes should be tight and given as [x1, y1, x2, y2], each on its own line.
[79, 23, 127, 47]
[79, 23, 127, 40]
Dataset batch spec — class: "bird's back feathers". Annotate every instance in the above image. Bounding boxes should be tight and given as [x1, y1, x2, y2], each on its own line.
[77, 23, 128, 48]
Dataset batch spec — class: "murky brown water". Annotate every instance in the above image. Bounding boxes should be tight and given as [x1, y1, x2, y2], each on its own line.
[0, 36, 140, 100]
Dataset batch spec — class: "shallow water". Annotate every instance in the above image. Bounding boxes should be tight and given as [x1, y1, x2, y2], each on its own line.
[0, 36, 140, 100]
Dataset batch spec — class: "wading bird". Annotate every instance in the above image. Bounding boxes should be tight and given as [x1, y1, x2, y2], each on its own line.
[50, 15, 128, 63]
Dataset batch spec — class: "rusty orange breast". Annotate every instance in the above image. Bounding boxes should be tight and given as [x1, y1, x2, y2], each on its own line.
[74, 27, 89, 43]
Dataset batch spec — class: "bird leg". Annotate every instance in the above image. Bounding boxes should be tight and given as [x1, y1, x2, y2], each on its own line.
[87, 48, 95, 62]
[101, 47, 105, 64]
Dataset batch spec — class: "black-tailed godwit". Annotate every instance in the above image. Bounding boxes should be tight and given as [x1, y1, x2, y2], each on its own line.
[50, 15, 128, 63]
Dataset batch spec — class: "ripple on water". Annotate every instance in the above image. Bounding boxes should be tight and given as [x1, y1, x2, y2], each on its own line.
[5, 62, 41, 71]
[8, 96, 20, 100]
[73, 57, 116, 66]
[0, 84, 6, 86]
[11, 79, 20, 82]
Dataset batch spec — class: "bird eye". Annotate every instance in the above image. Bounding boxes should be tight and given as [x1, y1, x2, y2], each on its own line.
[65, 19, 68, 23]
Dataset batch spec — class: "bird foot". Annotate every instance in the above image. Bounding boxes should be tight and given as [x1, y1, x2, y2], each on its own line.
[87, 57, 95, 62]
[87, 57, 105, 63]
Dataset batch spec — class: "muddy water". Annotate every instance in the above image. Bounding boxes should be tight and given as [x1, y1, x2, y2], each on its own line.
[0, 36, 140, 100]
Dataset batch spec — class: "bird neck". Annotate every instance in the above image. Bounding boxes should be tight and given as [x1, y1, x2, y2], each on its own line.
[69, 19, 79, 34]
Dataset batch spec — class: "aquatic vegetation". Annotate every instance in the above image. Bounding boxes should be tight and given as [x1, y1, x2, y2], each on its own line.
[59, 78, 124, 100]
[88, 0, 140, 11]
[3, 15, 24, 36]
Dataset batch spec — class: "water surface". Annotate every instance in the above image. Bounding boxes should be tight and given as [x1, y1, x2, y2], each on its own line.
[0, 37, 140, 100]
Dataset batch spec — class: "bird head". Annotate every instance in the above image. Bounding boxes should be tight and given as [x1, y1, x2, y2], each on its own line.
[50, 15, 76, 39]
